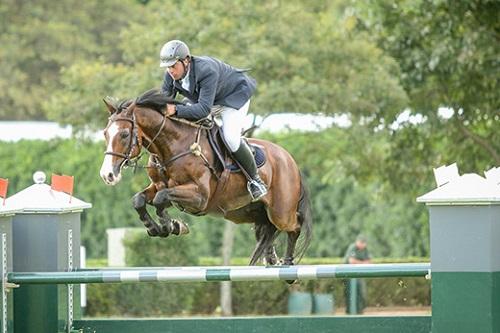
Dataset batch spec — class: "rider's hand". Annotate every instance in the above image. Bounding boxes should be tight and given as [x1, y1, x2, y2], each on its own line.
[165, 104, 176, 116]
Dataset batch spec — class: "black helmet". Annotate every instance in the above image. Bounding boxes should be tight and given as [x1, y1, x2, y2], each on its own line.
[159, 40, 190, 67]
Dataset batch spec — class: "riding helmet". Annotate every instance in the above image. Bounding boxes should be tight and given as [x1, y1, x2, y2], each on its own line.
[159, 40, 190, 67]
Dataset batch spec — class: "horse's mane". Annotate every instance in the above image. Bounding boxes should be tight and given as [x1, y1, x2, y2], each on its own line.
[135, 89, 178, 114]
[117, 99, 133, 112]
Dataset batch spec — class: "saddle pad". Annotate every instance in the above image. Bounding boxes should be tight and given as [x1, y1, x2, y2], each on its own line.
[227, 145, 266, 172]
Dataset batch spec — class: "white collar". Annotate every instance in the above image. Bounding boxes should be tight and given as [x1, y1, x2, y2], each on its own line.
[180, 67, 190, 90]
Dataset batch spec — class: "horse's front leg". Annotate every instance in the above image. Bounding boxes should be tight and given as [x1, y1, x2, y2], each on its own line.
[154, 200, 190, 236]
[153, 182, 209, 216]
[132, 184, 163, 237]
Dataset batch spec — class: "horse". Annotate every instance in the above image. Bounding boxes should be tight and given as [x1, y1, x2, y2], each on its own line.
[99, 89, 312, 265]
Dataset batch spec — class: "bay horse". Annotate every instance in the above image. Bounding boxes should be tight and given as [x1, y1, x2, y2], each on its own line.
[100, 89, 312, 265]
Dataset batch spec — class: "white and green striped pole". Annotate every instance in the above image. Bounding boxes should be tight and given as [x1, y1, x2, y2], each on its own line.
[418, 166, 500, 333]
[8, 263, 430, 285]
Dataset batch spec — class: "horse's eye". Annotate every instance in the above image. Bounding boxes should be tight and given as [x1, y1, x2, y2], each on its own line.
[120, 131, 130, 139]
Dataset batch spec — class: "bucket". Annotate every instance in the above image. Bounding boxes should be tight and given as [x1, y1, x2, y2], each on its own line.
[287, 291, 313, 315]
[312, 293, 335, 315]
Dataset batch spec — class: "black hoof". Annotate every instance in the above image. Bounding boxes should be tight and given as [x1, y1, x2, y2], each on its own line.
[263, 256, 279, 266]
[158, 231, 170, 238]
[285, 279, 297, 285]
[147, 228, 159, 237]
[159, 218, 173, 235]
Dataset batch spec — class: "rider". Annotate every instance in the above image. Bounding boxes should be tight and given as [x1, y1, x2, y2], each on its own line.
[159, 40, 268, 201]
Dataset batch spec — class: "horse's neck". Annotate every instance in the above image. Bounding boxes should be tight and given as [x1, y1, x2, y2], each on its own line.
[137, 111, 197, 160]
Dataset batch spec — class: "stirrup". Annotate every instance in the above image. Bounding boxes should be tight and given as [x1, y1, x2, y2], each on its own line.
[247, 179, 268, 201]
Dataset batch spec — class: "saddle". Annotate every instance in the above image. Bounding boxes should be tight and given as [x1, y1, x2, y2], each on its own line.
[206, 125, 266, 173]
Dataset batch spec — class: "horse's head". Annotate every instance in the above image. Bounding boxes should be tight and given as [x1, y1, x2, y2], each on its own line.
[100, 98, 142, 185]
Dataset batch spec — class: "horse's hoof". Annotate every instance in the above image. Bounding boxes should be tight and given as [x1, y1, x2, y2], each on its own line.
[263, 256, 279, 266]
[146, 228, 159, 237]
[280, 258, 294, 266]
[285, 279, 297, 285]
[158, 224, 170, 238]
[173, 220, 190, 235]
[159, 218, 173, 234]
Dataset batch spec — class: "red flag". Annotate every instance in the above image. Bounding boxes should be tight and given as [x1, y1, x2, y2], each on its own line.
[51, 174, 74, 203]
[0, 178, 8, 206]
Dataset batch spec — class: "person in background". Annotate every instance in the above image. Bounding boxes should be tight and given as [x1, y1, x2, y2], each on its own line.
[343, 234, 372, 314]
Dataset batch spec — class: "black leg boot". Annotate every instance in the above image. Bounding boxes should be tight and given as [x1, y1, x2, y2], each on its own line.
[232, 140, 268, 201]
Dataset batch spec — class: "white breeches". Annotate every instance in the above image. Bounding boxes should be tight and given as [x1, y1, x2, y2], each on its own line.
[219, 100, 250, 152]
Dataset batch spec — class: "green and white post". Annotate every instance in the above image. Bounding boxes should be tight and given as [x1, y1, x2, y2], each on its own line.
[418, 165, 500, 333]
[6, 172, 91, 333]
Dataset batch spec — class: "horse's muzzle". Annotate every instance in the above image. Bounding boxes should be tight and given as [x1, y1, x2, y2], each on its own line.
[100, 160, 123, 186]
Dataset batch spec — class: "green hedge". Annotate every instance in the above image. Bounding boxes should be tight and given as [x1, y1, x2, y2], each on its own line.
[85, 233, 429, 317]
[0, 138, 432, 260]
[86, 276, 429, 317]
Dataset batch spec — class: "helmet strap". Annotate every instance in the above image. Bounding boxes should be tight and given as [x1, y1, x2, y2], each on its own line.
[179, 59, 190, 81]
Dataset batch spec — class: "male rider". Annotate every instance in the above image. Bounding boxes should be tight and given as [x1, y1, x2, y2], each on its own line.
[159, 40, 267, 201]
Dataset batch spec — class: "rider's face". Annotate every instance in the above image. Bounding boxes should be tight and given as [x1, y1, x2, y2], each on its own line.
[166, 59, 188, 81]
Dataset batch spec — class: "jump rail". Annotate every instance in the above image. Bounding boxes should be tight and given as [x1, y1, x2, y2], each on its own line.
[8, 263, 430, 285]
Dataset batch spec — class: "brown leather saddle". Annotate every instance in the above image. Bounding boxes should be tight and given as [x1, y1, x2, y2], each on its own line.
[207, 126, 266, 174]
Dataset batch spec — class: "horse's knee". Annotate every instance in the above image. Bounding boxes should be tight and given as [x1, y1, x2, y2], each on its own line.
[132, 192, 146, 210]
[153, 189, 170, 206]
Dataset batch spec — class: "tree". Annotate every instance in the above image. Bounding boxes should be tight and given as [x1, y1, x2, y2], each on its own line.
[0, 0, 144, 120]
[45, 0, 407, 132]
[353, 0, 499, 183]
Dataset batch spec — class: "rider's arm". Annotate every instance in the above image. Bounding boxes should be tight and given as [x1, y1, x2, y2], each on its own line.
[174, 68, 219, 120]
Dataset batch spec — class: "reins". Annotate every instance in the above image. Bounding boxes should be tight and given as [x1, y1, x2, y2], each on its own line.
[105, 108, 219, 179]
[156, 115, 219, 178]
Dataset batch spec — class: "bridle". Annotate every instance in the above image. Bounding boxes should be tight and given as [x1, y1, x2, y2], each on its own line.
[104, 110, 167, 170]
[104, 106, 217, 177]
[104, 113, 140, 165]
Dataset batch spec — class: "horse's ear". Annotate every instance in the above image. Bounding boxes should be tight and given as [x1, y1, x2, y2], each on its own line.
[103, 96, 118, 114]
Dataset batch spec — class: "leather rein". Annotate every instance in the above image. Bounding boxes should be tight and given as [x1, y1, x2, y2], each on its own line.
[104, 110, 218, 178]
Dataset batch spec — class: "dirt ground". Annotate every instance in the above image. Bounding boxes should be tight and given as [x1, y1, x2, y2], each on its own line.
[335, 306, 431, 316]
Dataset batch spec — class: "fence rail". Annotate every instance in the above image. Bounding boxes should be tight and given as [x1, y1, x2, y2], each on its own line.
[8, 263, 430, 285]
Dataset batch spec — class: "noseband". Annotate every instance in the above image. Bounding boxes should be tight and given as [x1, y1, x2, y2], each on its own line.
[104, 108, 218, 178]
[104, 110, 168, 168]
[104, 113, 140, 167]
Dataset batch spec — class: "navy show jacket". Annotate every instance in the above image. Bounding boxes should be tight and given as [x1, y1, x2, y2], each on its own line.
[161, 56, 257, 120]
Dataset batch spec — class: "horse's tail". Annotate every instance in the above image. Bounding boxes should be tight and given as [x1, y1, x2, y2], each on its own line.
[294, 171, 313, 263]
[249, 220, 280, 266]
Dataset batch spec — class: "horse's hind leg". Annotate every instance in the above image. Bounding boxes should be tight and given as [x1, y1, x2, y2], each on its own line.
[250, 220, 279, 266]
[283, 230, 300, 265]
[266, 207, 301, 265]
[132, 184, 162, 237]
[255, 221, 279, 266]
[225, 202, 279, 266]
[264, 244, 279, 266]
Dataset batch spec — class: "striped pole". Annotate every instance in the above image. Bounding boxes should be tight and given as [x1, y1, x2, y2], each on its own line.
[8, 263, 430, 285]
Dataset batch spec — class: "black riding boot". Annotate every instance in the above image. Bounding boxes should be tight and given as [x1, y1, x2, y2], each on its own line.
[232, 140, 268, 201]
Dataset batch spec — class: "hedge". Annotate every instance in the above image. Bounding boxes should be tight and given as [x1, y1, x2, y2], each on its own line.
[84, 230, 430, 317]
[85, 276, 430, 317]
